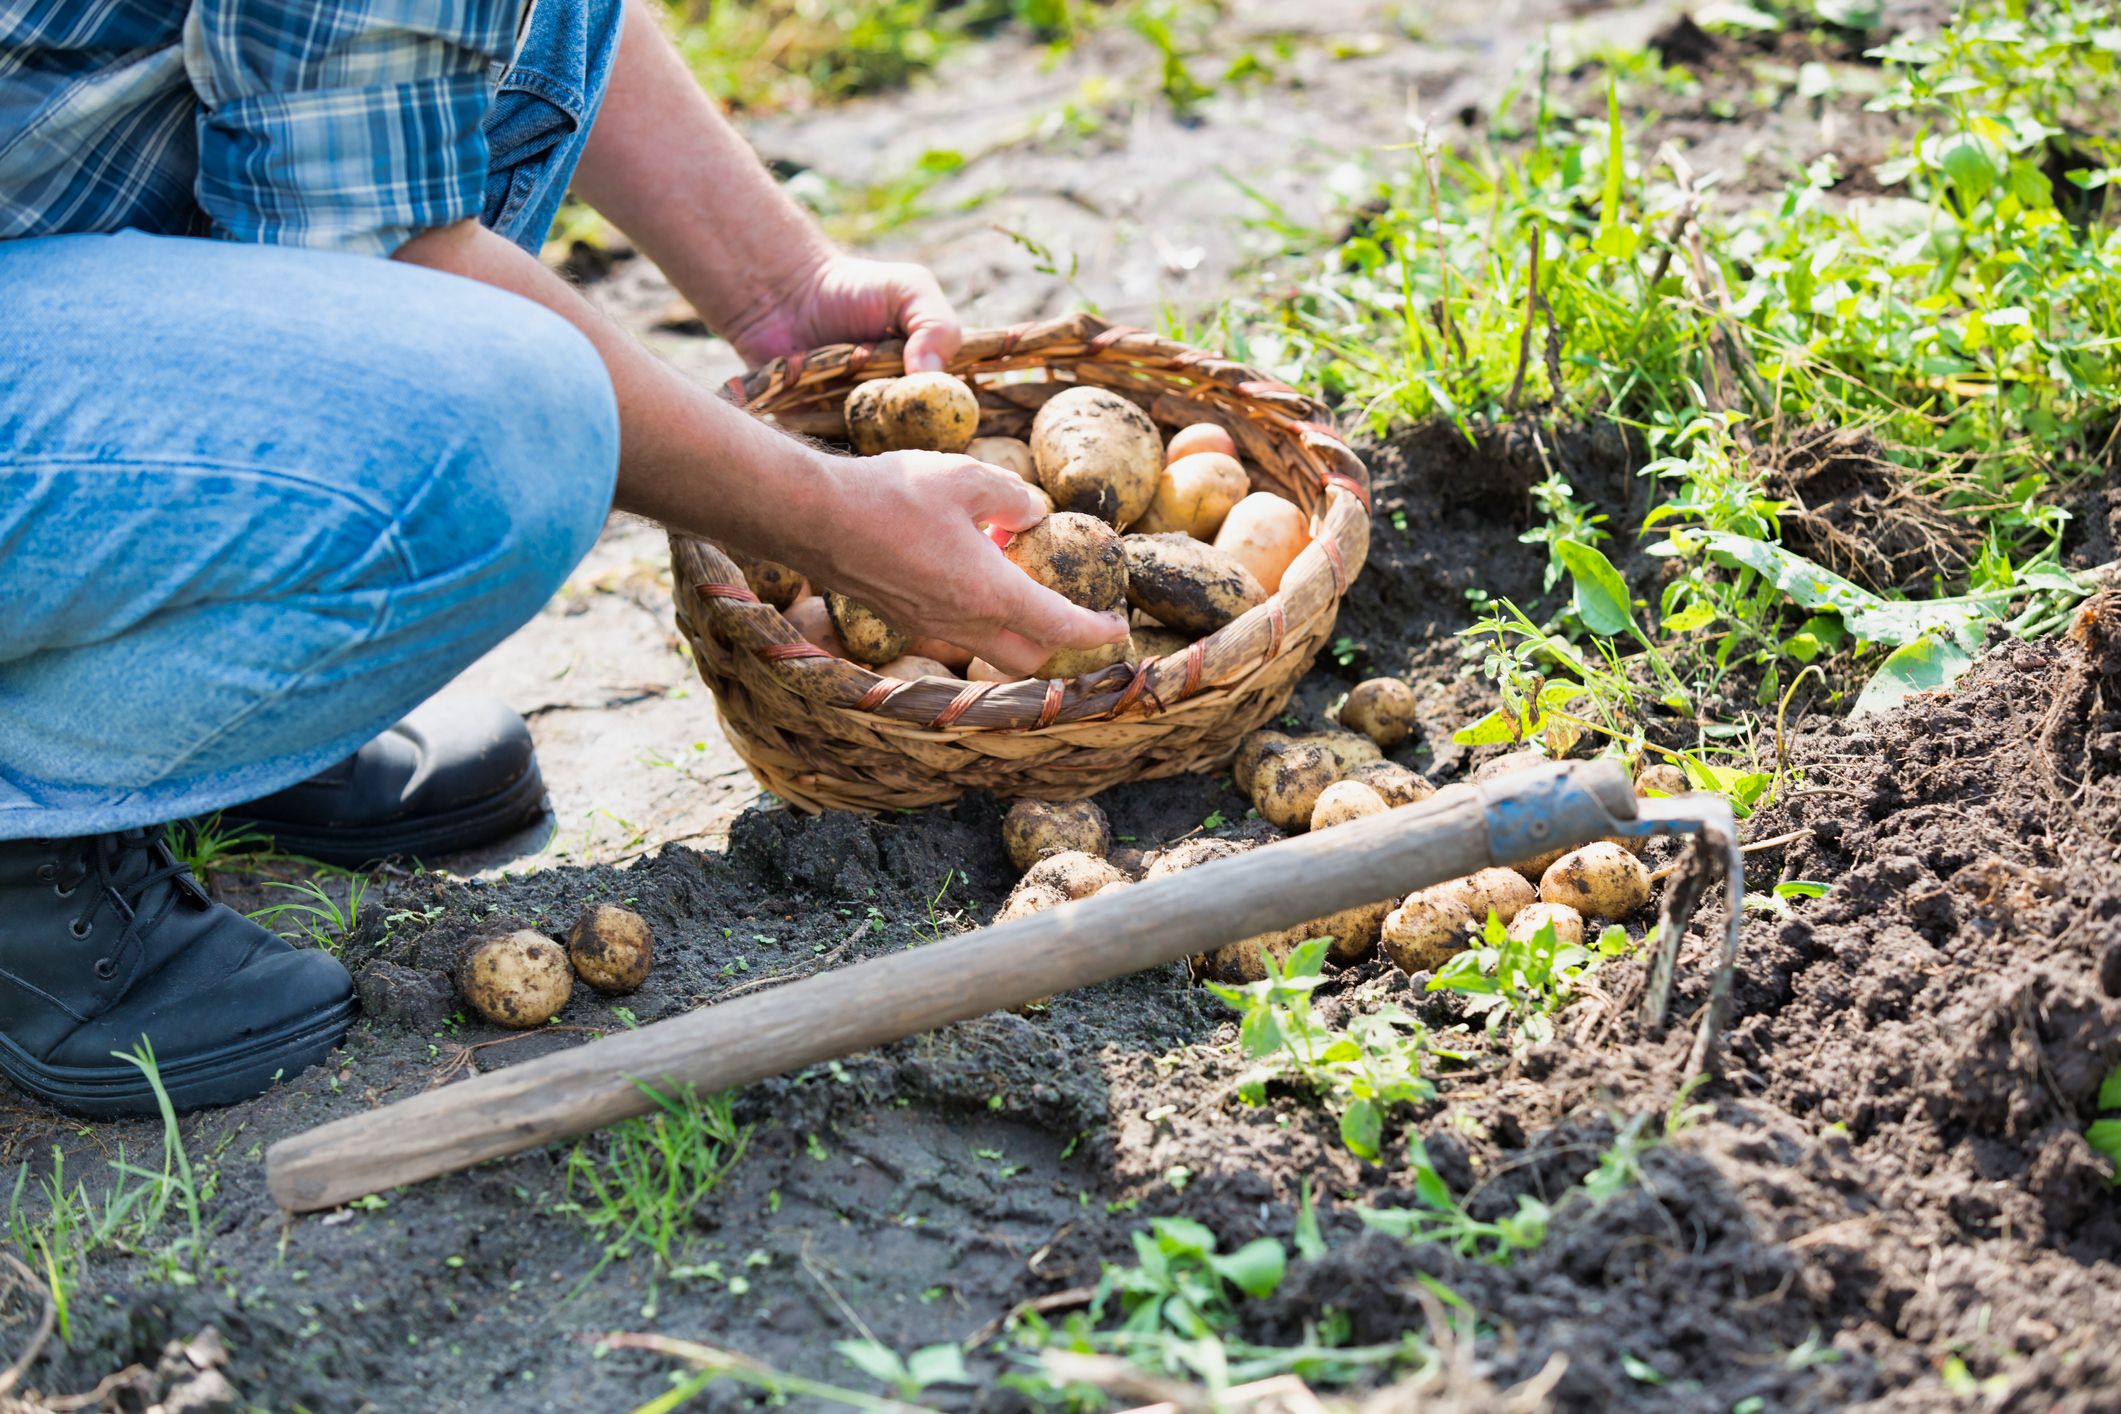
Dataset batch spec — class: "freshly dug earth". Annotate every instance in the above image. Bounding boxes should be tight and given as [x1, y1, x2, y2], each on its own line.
[6, 428, 2119, 1410]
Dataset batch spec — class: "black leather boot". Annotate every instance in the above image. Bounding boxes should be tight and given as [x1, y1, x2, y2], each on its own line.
[0, 831, 354, 1117]
[218, 695, 549, 867]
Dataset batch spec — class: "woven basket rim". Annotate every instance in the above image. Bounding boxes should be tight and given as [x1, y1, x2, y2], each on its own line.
[671, 310, 1370, 736]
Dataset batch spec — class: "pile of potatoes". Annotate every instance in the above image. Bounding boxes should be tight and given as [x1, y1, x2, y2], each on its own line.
[455, 903, 656, 1028]
[754, 372, 1319, 683]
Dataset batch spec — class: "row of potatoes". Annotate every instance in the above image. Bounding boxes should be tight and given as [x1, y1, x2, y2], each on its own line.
[991, 675, 1691, 987]
[745, 371, 1316, 682]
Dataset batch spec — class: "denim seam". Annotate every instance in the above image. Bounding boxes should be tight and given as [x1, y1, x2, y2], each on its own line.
[495, 67, 586, 120]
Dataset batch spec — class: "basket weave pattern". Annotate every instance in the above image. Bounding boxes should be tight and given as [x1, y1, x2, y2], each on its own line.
[669, 312, 1370, 813]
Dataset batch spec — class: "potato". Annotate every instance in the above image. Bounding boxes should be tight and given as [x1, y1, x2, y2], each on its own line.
[783, 595, 848, 658]
[994, 881, 1068, 926]
[1144, 837, 1252, 879]
[1505, 901, 1585, 947]
[1340, 678, 1418, 748]
[1133, 452, 1250, 540]
[1166, 422, 1238, 463]
[1128, 626, 1194, 663]
[1311, 779, 1387, 832]
[1252, 740, 1338, 834]
[1433, 867, 1535, 929]
[910, 635, 973, 671]
[967, 657, 1014, 683]
[967, 435, 1037, 483]
[1471, 750, 1549, 784]
[1212, 492, 1309, 592]
[1303, 731, 1383, 772]
[877, 654, 957, 681]
[1021, 850, 1127, 900]
[1231, 730, 1294, 800]
[1380, 893, 1479, 975]
[825, 591, 909, 667]
[1315, 899, 1393, 962]
[1037, 641, 1128, 679]
[459, 930, 572, 1028]
[567, 905, 653, 994]
[1003, 798, 1112, 874]
[740, 557, 806, 610]
[1345, 760, 1435, 808]
[1201, 926, 1306, 984]
[1030, 386, 1161, 527]
[1003, 511, 1126, 612]
[1636, 763, 1689, 797]
[1107, 845, 1150, 878]
[1122, 533, 1267, 636]
[845, 372, 979, 454]
[1538, 842, 1651, 919]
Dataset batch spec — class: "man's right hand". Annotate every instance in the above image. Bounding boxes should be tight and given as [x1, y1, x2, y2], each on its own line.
[796, 450, 1130, 679]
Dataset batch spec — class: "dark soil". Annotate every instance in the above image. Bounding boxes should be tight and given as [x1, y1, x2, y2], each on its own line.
[8, 417, 2119, 1412]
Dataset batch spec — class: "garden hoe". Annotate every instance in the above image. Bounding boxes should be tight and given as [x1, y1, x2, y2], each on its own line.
[266, 760, 1740, 1213]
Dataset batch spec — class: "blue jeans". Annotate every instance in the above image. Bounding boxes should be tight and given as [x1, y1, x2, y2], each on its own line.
[0, 0, 624, 840]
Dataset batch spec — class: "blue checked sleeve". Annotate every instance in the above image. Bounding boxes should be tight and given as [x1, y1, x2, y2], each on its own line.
[183, 0, 520, 256]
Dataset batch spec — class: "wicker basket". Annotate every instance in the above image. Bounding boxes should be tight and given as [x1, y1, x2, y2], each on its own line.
[669, 311, 1370, 813]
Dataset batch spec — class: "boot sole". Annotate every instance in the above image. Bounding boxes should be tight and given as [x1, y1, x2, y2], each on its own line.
[220, 764, 550, 869]
[0, 994, 355, 1119]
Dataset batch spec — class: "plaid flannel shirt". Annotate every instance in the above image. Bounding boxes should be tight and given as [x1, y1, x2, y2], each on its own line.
[1, 0, 521, 256]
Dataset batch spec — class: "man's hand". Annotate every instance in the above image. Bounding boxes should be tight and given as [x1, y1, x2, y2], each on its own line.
[724, 254, 962, 372]
[803, 451, 1128, 677]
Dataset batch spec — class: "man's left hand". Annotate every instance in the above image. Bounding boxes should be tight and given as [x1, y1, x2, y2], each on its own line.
[728, 254, 962, 372]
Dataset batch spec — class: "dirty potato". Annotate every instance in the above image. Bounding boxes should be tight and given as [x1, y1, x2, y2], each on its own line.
[1303, 731, 1383, 772]
[1252, 740, 1339, 834]
[1339, 678, 1418, 748]
[1505, 901, 1585, 947]
[1433, 867, 1536, 929]
[1311, 779, 1387, 832]
[825, 591, 910, 666]
[1538, 842, 1651, 919]
[1636, 763, 1689, 797]
[1003, 511, 1127, 611]
[994, 881, 1069, 925]
[567, 904, 653, 994]
[737, 556, 806, 610]
[459, 930, 572, 1028]
[1345, 760, 1434, 808]
[1003, 798, 1113, 874]
[1030, 385, 1162, 527]
[1128, 626, 1194, 663]
[1021, 850, 1127, 900]
[845, 373, 979, 454]
[1212, 492, 1309, 592]
[1144, 837, 1253, 879]
[1471, 749, 1549, 784]
[1133, 451, 1251, 540]
[967, 435, 1037, 483]
[1122, 533, 1267, 636]
[1232, 730, 1294, 801]
[1380, 893, 1479, 975]
[843, 379, 893, 455]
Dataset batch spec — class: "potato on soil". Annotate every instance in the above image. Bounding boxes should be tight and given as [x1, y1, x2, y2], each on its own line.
[845, 372, 979, 454]
[1636, 763, 1689, 797]
[1538, 842, 1651, 919]
[994, 881, 1068, 925]
[1212, 492, 1309, 592]
[825, 591, 910, 666]
[1003, 511, 1126, 611]
[1122, 533, 1266, 636]
[1144, 837, 1252, 879]
[1133, 452, 1251, 540]
[1165, 422, 1238, 462]
[1303, 731, 1382, 772]
[1471, 749, 1549, 784]
[1433, 867, 1535, 928]
[967, 435, 1037, 482]
[567, 905, 653, 994]
[1231, 730, 1294, 800]
[782, 595, 848, 658]
[878, 654, 957, 681]
[1339, 678, 1418, 748]
[1380, 893, 1479, 975]
[1311, 779, 1387, 832]
[1030, 386, 1162, 527]
[1003, 797, 1112, 874]
[459, 930, 572, 1027]
[1202, 906, 1384, 982]
[1252, 740, 1339, 833]
[1505, 901, 1585, 947]
[1345, 760, 1434, 808]
[1020, 849, 1127, 900]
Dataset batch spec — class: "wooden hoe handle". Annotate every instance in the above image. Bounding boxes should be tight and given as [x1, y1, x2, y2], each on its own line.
[267, 762, 1641, 1212]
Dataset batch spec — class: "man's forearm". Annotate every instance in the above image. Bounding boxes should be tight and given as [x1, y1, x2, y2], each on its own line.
[392, 220, 828, 565]
[570, 0, 833, 347]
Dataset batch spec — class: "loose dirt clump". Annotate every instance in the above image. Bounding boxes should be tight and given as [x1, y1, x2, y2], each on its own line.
[1767, 425, 1980, 593]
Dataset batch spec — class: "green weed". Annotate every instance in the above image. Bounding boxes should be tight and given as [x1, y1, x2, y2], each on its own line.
[249, 876, 369, 957]
[1426, 913, 1636, 1044]
[2088, 1062, 2121, 1183]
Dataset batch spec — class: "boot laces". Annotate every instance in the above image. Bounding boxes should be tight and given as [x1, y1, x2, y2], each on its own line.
[49, 830, 198, 972]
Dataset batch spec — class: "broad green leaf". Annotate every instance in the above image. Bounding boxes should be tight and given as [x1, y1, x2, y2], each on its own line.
[1814, 0, 1882, 30]
[2098, 1063, 2121, 1113]
[1852, 633, 1974, 717]
[1775, 880, 1829, 899]
[1697, 2, 1782, 31]
[1555, 538, 1636, 636]
[2086, 1119, 2121, 1179]
[1941, 136, 1998, 208]
[1693, 532, 1984, 647]
[1238, 1005, 1283, 1059]
[834, 1340, 907, 1386]
[1663, 600, 1717, 633]
[1294, 1178, 1328, 1261]
[1153, 1215, 1218, 1258]
[1340, 1097, 1384, 1161]
[1209, 1237, 1287, 1298]
[905, 1345, 972, 1388]
[1407, 1138, 1457, 1213]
